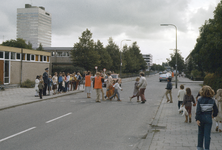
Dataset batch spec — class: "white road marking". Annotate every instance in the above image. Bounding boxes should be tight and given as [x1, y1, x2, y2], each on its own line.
[0, 127, 36, 143]
[46, 112, 72, 124]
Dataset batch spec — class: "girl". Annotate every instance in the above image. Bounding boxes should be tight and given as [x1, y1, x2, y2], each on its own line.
[85, 71, 92, 98]
[109, 79, 123, 101]
[38, 80, 44, 99]
[52, 72, 58, 95]
[196, 86, 218, 150]
[129, 77, 140, 102]
[35, 75, 40, 97]
[215, 89, 222, 132]
[182, 88, 196, 123]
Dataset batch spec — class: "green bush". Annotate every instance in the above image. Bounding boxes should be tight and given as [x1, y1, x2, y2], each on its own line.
[204, 73, 222, 92]
[21, 79, 35, 88]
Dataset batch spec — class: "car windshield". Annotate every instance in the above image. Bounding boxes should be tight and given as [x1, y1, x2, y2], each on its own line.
[111, 75, 118, 78]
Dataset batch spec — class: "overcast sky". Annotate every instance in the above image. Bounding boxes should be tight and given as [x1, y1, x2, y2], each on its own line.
[0, 0, 220, 64]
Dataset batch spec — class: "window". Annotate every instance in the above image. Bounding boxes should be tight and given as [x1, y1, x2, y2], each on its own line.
[5, 52, 9, 59]
[67, 52, 70, 56]
[27, 54, 30, 61]
[35, 55, 39, 61]
[11, 52, 15, 60]
[0, 51, 3, 58]
[51, 52, 55, 56]
[17, 53, 21, 60]
[57, 52, 62, 56]
[44, 56, 46, 61]
[47, 56, 49, 62]
[31, 55, 35, 61]
[40, 55, 43, 61]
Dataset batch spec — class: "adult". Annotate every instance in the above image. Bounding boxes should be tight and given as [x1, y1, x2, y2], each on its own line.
[105, 72, 113, 99]
[138, 72, 147, 104]
[196, 86, 218, 150]
[85, 71, 92, 98]
[215, 89, 222, 132]
[43, 68, 49, 96]
[165, 78, 173, 103]
[100, 71, 105, 101]
[94, 72, 104, 102]
[52, 72, 58, 95]
[66, 73, 70, 92]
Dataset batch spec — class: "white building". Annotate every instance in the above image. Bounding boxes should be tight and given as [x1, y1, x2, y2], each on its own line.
[142, 54, 153, 71]
[17, 4, 51, 48]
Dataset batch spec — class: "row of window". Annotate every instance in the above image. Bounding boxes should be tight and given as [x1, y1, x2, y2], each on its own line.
[51, 52, 70, 57]
[0, 51, 49, 62]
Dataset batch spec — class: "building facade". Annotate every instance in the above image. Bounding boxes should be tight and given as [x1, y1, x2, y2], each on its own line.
[17, 4, 51, 48]
[0, 46, 51, 85]
[142, 54, 153, 71]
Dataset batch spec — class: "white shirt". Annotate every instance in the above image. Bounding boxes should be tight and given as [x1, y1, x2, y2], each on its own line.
[113, 83, 122, 90]
[66, 75, 70, 82]
[178, 89, 186, 101]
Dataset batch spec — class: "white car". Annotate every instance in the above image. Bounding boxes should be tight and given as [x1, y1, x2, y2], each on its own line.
[159, 74, 168, 82]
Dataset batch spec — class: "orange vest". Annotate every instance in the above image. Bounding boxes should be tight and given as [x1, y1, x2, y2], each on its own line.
[94, 76, 102, 89]
[85, 75, 91, 87]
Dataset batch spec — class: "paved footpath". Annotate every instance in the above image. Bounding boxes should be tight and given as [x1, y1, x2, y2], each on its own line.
[148, 77, 222, 150]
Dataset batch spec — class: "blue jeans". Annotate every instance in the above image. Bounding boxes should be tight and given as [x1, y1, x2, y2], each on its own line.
[178, 101, 183, 109]
[109, 89, 120, 100]
[197, 113, 212, 150]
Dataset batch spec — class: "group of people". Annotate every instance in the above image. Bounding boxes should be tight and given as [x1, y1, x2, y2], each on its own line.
[164, 77, 221, 150]
[84, 71, 147, 103]
[35, 68, 83, 99]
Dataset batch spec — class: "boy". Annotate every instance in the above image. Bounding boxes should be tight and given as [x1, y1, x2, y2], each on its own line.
[165, 78, 172, 103]
[178, 84, 186, 110]
[38, 80, 44, 99]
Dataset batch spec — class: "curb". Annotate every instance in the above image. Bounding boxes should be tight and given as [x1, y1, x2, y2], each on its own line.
[0, 90, 84, 111]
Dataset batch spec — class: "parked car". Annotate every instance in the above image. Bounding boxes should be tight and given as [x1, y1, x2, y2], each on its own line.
[159, 74, 168, 82]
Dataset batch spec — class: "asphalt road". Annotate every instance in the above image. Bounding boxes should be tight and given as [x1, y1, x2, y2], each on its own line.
[0, 75, 167, 150]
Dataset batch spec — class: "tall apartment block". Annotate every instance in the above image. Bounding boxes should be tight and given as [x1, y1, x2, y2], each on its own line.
[17, 4, 51, 48]
[142, 54, 153, 71]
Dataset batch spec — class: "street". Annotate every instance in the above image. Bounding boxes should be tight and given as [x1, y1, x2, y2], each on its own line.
[0, 75, 167, 150]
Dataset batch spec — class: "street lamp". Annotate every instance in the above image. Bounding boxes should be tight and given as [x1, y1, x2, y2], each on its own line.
[160, 24, 178, 88]
[120, 39, 131, 78]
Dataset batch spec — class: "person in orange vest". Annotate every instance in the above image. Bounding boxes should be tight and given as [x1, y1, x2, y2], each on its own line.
[172, 72, 174, 78]
[94, 72, 104, 103]
[85, 71, 92, 98]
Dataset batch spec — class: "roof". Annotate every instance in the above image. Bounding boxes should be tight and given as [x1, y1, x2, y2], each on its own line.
[43, 47, 73, 51]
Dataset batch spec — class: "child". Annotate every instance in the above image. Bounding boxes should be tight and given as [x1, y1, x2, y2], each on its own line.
[93, 72, 104, 102]
[48, 75, 52, 95]
[129, 77, 140, 102]
[215, 89, 222, 132]
[177, 85, 186, 110]
[38, 80, 44, 99]
[182, 87, 196, 123]
[196, 86, 218, 150]
[165, 78, 172, 103]
[58, 72, 63, 93]
[109, 79, 123, 101]
[35, 75, 40, 97]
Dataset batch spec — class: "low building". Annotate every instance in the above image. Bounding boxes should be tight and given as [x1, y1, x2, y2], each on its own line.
[0, 45, 51, 85]
[142, 54, 153, 71]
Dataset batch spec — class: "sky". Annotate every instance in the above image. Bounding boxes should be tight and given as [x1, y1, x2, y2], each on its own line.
[0, 0, 220, 64]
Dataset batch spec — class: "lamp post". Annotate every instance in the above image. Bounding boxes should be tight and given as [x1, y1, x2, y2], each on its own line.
[120, 39, 131, 78]
[160, 24, 178, 88]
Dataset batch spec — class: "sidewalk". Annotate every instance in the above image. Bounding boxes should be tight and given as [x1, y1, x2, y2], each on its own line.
[0, 85, 84, 111]
[148, 77, 222, 150]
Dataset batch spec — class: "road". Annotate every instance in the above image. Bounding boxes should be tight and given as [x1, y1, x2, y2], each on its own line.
[0, 75, 167, 150]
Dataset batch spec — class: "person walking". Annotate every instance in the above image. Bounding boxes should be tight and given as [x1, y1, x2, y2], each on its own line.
[85, 71, 92, 98]
[182, 88, 196, 123]
[94, 72, 104, 103]
[165, 78, 172, 103]
[138, 72, 147, 104]
[43, 68, 49, 96]
[129, 77, 140, 102]
[105, 72, 113, 99]
[196, 86, 218, 150]
[109, 79, 122, 101]
[177, 84, 186, 110]
[215, 89, 222, 132]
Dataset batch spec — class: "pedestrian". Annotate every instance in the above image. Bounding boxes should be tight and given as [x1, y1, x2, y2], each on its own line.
[62, 72, 66, 92]
[182, 87, 196, 123]
[58, 72, 63, 93]
[38, 80, 44, 99]
[35, 75, 40, 97]
[94, 72, 104, 103]
[73, 72, 77, 90]
[52, 72, 58, 95]
[105, 72, 113, 99]
[66, 73, 70, 91]
[43, 68, 49, 96]
[129, 77, 140, 102]
[196, 86, 218, 150]
[48, 75, 52, 95]
[85, 71, 92, 98]
[215, 89, 222, 132]
[177, 84, 186, 110]
[100, 73, 105, 101]
[138, 72, 147, 104]
[165, 78, 172, 103]
[109, 79, 122, 101]
[76, 72, 82, 90]
[69, 74, 73, 91]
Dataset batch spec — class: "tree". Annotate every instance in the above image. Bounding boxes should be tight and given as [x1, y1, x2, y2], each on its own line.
[94, 40, 113, 71]
[105, 37, 120, 73]
[36, 43, 44, 51]
[71, 29, 100, 71]
[1, 38, 32, 49]
[167, 51, 185, 73]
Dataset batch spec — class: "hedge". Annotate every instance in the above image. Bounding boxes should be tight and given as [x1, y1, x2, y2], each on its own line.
[204, 73, 222, 92]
